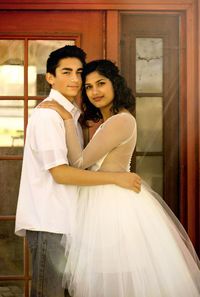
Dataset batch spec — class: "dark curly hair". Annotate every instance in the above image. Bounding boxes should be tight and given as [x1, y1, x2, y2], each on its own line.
[81, 59, 135, 125]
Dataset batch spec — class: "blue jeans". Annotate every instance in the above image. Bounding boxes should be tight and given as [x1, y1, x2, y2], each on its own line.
[26, 231, 70, 297]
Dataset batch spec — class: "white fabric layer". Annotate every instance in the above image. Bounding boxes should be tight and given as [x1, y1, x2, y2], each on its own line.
[62, 112, 200, 297]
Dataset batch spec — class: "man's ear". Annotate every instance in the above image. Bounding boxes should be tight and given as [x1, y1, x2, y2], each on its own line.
[46, 72, 55, 86]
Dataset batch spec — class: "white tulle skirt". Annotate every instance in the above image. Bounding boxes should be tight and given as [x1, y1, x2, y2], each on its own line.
[62, 182, 200, 297]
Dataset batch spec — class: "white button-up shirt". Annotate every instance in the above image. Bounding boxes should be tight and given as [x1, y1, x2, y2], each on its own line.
[15, 89, 82, 237]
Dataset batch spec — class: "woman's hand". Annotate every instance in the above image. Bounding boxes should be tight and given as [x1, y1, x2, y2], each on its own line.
[37, 100, 72, 120]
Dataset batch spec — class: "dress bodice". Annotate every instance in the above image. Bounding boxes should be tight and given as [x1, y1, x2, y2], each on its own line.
[64, 112, 137, 173]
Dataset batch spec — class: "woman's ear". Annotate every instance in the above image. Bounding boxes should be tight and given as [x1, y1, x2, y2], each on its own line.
[46, 72, 55, 86]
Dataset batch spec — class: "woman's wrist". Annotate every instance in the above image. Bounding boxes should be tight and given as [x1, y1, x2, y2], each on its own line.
[64, 118, 74, 124]
[63, 113, 73, 120]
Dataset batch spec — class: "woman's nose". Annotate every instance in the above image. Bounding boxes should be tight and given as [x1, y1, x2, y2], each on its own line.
[92, 86, 98, 95]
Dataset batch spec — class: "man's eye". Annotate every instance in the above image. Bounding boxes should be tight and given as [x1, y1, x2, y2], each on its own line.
[85, 85, 91, 90]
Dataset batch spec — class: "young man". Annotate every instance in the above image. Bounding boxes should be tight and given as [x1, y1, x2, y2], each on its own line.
[15, 45, 141, 297]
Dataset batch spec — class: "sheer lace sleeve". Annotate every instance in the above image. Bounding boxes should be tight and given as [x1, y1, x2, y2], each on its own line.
[64, 113, 136, 169]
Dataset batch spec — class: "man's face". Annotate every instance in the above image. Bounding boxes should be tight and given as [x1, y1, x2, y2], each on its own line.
[46, 57, 83, 102]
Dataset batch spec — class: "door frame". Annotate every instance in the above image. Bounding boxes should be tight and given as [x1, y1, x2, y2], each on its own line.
[0, 0, 199, 248]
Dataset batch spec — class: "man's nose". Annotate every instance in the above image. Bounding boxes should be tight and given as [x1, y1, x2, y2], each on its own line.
[70, 73, 79, 82]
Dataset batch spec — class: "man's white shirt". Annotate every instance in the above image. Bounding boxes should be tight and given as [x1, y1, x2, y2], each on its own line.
[15, 89, 83, 236]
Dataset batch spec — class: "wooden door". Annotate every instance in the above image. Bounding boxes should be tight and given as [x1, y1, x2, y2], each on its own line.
[0, 10, 104, 296]
[120, 14, 180, 215]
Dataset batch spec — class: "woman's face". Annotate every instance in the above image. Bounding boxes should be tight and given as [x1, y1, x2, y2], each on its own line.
[85, 71, 114, 110]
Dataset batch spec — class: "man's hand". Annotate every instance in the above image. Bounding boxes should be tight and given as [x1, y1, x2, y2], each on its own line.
[116, 172, 141, 193]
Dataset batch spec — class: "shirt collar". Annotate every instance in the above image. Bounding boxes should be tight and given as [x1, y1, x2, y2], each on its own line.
[47, 89, 81, 122]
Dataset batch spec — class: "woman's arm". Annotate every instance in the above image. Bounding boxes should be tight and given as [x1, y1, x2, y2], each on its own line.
[38, 100, 136, 169]
[64, 113, 136, 169]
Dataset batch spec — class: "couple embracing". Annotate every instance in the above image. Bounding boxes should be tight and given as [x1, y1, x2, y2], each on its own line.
[15, 45, 200, 297]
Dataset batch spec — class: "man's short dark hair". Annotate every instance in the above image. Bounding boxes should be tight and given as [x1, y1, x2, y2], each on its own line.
[46, 45, 86, 75]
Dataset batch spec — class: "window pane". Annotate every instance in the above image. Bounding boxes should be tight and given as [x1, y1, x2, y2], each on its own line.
[0, 159, 22, 215]
[0, 281, 24, 297]
[136, 156, 163, 196]
[28, 40, 75, 96]
[136, 38, 163, 93]
[136, 97, 163, 152]
[0, 100, 24, 149]
[28, 99, 41, 117]
[0, 221, 24, 275]
[0, 40, 24, 96]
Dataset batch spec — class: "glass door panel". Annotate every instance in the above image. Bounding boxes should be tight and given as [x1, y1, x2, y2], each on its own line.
[135, 37, 164, 195]
[0, 221, 24, 275]
[0, 100, 24, 150]
[136, 97, 163, 152]
[0, 40, 24, 96]
[0, 160, 22, 216]
[136, 38, 163, 93]
[121, 14, 180, 214]
[28, 40, 75, 96]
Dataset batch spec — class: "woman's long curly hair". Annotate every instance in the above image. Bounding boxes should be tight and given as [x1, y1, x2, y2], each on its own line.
[81, 60, 135, 126]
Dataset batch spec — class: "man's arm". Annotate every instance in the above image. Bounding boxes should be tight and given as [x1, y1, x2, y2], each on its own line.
[49, 164, 141, 193]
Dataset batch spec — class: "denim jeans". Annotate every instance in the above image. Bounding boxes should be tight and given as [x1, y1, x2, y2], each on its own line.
[26, 231, 70, 297]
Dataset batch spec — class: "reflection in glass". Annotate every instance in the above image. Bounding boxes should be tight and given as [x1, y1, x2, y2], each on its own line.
[0, 281, 24, 297]
[136, 156, 163, 196]
[0, 221, 24, 275]
[136, 38, 163, 93]
[0, 159, 22, 215]
[0, 40, 24, 96]
[136, 97, 163, 152]
[0, 100, 24, 147]
[28, 40, 75, 96]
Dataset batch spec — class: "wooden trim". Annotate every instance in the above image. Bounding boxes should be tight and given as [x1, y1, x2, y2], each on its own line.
[0, 275, 30, 280]
[198, 0, 200, 254]
[179, 12, 187, 228]
[102, 10, 107, 59]
[185, 3, 198, 245]
[0, 156, 23, 160]
[0, 216, 15, 220]
[106, 11, 119, 63]
[0, 0, 195, 3]
[24, 239, 30, 296]
[0, 1, 194, 10]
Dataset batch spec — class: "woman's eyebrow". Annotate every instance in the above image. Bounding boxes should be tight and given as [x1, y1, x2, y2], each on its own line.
[85, 79, 106, 85]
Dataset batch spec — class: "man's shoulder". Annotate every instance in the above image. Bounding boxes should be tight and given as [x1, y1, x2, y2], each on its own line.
[30, 105, 62, 124]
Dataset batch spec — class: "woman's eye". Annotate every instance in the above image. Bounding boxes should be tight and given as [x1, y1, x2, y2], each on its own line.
[98, 81, 105, 86]
[85, 85, 91, 90]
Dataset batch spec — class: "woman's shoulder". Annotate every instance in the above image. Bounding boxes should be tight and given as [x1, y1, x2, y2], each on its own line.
[107, 112, 136, 126]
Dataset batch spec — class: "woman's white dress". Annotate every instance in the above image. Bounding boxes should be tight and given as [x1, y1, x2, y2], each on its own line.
[62, 113, 200, 297]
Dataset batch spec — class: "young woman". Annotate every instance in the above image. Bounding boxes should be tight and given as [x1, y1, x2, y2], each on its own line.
[39, 60, 200, 297]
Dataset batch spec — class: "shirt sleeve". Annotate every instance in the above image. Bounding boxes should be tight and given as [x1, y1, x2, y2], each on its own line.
[30, 109, 68, 170]
[64, 113, 136, 169]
